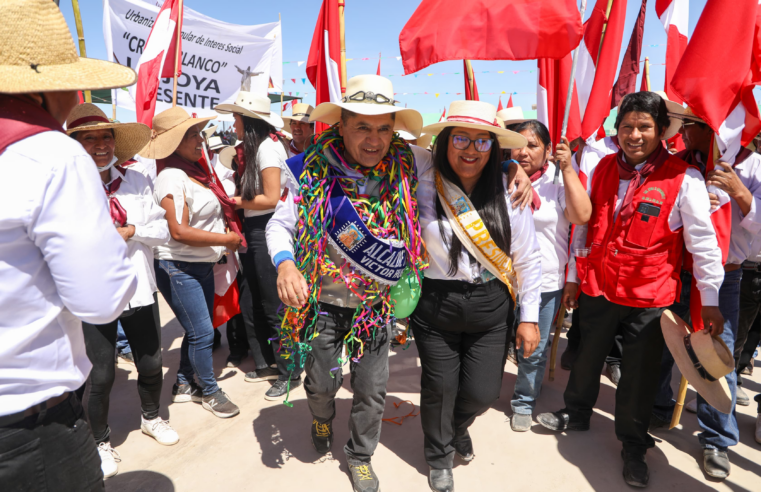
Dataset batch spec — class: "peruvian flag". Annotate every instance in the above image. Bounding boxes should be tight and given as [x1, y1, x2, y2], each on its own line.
[575, 0, 628, 140]
[131, 0, 183, 127]
[439, 107, 447, 122]
[307, 0, 341, 133]
[537, 54, 582, 146]
[657, 0, 689, 103]
[671, 0, 761, 160]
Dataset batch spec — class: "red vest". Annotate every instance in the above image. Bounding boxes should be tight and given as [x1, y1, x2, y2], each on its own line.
[577, 153, 693, 308]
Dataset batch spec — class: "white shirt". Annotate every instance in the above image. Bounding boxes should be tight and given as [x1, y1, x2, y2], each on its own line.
[0, 132, 137, 416]
[567, 155, 725, 306]
[532, 162, 572, 293]
[726, 152, 761, 264]
[153, 168, 226, 263]
[243, 138, 287, 218]
[106, 167, 170, 309]
[415, 151, 543, 323]
[127, 154, 157, 183]
[213, 157, 237, 198]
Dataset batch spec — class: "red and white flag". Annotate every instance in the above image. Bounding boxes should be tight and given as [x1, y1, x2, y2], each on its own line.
[575, 0, 628, 140]
[132, 0, 183, 127]
[671, 0, 761, 161]
[657, 0, 688, 103]
[537, 55, 582, 146]
[439, 107, 447, 122]
[307, 0, 341, 134]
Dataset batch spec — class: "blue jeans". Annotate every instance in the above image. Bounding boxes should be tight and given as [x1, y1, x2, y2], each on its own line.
[652, 268, 742, 450]
[155, 259, 219, 396]
[115, 321, 131, 355]
[512, 289, 563, 415]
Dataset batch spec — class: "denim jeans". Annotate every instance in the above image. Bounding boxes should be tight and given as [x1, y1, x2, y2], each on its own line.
[155, 259, 220, 396]
[512, 289, 562, 415]
[115, 322, 131, 355]
[652, 268, 742, 450]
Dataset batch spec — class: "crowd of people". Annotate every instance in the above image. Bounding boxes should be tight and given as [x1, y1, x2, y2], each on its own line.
[3, 1, 761, 492]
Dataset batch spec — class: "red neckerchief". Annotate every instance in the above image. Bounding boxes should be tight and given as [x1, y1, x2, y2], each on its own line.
[289, 140, 300, 156]
[157, 153, 246, 247]
[616, 143, 669, 224]
[528, 162, 549, 212]
[0, 95, 63, 154]
[104, 167, 128, 227]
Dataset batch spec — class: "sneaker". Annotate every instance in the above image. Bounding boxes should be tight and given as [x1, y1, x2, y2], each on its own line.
[141, 417, 179, 446]
[265, 378, 302, 401]
[348, 462, 380, 492]
[171, 382, 203, 403]
[737, 385, 750, 406]
[97, 442, 120, 479]
[537, 410, 590, 432]
[755, 414, 761, 444]
[202, 390, 240, 418]
[685, 398, 698, 414]
[117, 352, 134, 365]
[621, 449, 649, 488]
[226, 353, 247, 368]
[244, 367, 279, 383]
[511, 413, 533, 432]
[311, 419, 333, 454]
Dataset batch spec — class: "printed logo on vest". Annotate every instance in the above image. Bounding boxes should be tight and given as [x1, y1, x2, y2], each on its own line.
[641, 186, 666, 205]
[337, 222, 365, 252]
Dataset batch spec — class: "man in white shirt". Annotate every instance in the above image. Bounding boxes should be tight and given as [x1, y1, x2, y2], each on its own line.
[0, 1, 138, 489]
[281, 103, 315, 157]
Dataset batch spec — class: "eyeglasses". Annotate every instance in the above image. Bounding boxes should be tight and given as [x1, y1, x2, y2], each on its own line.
[450, 135, 494, 153]
[342, 91, 396, 105]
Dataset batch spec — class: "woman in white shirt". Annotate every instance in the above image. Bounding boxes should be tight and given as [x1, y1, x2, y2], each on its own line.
[142, 107, 244, 420]
[411, 101, 542, 492]
[507, 120, 592, 432]
[215, 93, 301, 401]
[66, 104, 175, 478]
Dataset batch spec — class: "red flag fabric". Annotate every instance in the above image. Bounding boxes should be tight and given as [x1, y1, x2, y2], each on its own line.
[439, 107, 446, 122]
[657, 0, 689, 103]
[639, 61, 649, 92]
[213, 280, 241, 328]
[399, 0, 583, 74]
[576, 0, 628, 140]
[507, 94, 514, 108]
[377, 53, 382, 76]
[671, 0, 761, 155]
[464, 60, 479, 101]
[537, 54, 582, 146]
[132, 0, 182, 127]
[611, 0, 647, 109]
[77, 91, 85, 104]
[307, 0, 342, 133]
[497, 96, 503, 112]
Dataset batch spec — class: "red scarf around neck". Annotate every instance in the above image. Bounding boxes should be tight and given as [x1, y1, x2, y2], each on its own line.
[157, 153, 246, 247]
[104, 167, 128, 227]
[0, 95, 64, 154]
[527, 162, 549, 212]
[616, 143, 669, 224]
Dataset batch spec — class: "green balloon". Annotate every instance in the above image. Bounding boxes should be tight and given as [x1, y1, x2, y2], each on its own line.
[389, 267, 421, 318]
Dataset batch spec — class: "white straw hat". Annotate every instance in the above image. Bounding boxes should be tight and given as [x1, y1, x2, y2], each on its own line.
[0, 0, 136, 94]
[215, 91, 284, 129]
[422, 100, 527, 149]
[219, 141, 242, 170]
[661, 310, 734, 414]
[208, 135, 226, 151]
[497, 107, 526, 126]
[309, 75, 423, 138]
[201, 125, 218, 140]
[66, 103, 150, 166]
[282, 103, 315, 126]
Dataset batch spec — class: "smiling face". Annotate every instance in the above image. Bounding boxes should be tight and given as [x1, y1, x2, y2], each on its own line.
[175, 124, 205, 162]
[75, 128, 115, 167]
[446, 126, 493, 189]
[512, 128, 551, 175]
[617, 111, 665, 165]
[338, 111, 395, 168]
[289, 120, 314, 148]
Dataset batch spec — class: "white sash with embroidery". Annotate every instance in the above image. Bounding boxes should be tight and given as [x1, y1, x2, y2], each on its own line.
[435, 170, 517, 300]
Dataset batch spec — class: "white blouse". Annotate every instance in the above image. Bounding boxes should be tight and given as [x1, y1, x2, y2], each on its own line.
[153, 167, 226, 263]
[243, 138, 288, 218]
[416, 150, 543, 322]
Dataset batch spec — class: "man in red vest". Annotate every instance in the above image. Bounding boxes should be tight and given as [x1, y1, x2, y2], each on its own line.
[538, 92, 726, 488]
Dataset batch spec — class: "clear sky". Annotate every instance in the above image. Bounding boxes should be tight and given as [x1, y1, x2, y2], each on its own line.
[60, 0, 717, 123]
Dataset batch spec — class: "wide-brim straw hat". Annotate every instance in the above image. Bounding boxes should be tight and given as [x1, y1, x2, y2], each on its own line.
[309, 75, 423, 138]
[65, 103, 150, 166]
[661, 310, 734, 414]
[422, 100, 528, 149]
[497, 107, 526, 126]
[202, 125, 218, 141]
[282, 103, 314, 126]
[215, 92, 284, 129]
[208, 135, 226, 151]
[1, 0, 136, 94]
[138, 107, 214, 160]
[219, 141, 242, 170]
[669, 106, 705, 124]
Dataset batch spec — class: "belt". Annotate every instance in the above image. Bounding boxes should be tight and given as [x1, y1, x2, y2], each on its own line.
[0, 392, 71, 428]
[725, 263, 742, 272]
[742, 261, 761, 271]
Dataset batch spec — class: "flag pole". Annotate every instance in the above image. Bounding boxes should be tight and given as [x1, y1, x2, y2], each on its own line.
[644, 56, 651, 91]
[172, 0, 184, 107]
[554, 0, 588, 185]
[339, 0, 347, 96]
[71, 0, 91, 103]
[596, 0, 615, 63]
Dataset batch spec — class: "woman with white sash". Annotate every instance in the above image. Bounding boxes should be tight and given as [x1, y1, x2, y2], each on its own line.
[412, 101, 542, 492]
[508, 120, 591, 432]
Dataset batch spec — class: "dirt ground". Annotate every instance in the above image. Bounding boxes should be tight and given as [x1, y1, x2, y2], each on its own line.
[102, 296, 761, 492]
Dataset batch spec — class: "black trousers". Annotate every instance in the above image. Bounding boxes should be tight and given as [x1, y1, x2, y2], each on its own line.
[0, 394, 104, 491]
[411, 278, 511, 469]
[567, 294, 623, 366]
[304, 303, 391, 465]
[241, 215, 301, 380]
[564, 294, 664, 455]
[81, 295, 163, 444]
[736, 268, 761, 379]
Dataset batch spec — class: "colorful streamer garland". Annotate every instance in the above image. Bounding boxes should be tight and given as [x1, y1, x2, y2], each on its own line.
[278, 125, 427, 398]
